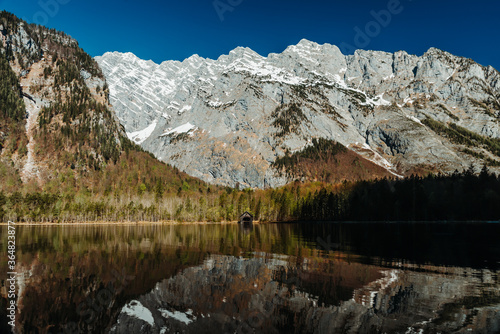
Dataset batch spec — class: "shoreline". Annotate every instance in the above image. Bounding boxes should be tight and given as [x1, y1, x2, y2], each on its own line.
[1, 220, 497, 226]
[0, 220, 266, 226]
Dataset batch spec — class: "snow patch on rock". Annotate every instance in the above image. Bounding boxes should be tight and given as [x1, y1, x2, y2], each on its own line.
[127, 120, 157, 144]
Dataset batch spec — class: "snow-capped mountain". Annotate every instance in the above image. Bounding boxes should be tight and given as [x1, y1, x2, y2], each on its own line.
[96, 39, 500, 188]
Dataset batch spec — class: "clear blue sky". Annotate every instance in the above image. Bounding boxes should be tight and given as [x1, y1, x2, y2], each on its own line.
[1, 0, 499, 69]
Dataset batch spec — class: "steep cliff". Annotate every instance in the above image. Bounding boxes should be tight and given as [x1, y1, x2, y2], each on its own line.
[97, 40, 500, 188]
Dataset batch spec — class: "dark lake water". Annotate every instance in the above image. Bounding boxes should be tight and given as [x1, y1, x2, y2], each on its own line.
[1, 222, 500, 334]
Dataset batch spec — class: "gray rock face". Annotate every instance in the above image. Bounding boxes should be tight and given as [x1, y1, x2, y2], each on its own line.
[1, 23, 39, 59]
[96, 39, 500, 188]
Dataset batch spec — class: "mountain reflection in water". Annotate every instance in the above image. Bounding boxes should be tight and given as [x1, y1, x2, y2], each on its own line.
[1, 222, 499, 334]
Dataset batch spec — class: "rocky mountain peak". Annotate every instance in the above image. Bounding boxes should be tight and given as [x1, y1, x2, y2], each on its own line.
[183, 53, 205, 68]
[285, 38, 322, 53]
[228, 46, 262, 58]
[424, 46, 446, 55]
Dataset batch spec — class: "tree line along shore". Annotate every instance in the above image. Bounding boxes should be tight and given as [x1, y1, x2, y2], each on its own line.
[2, 167, 499, 224]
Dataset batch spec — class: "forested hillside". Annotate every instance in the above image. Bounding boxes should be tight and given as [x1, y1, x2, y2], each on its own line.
[0, 52, 27, 192]
[273, 138, 393, 183]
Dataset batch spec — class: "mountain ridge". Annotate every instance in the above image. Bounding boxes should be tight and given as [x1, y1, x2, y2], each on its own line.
[102, 39, 483, 68]
[96, 39, 500, 188]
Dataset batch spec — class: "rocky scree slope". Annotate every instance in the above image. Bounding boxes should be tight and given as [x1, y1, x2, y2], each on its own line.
[96, 39, 500, 188]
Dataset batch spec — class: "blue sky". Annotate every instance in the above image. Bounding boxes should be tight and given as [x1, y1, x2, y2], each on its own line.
[1, 0, 499, 69]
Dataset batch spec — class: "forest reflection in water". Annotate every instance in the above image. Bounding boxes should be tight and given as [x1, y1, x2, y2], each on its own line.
[0, 222, 499, 333]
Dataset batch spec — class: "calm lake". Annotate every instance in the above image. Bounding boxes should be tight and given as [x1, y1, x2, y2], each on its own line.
[1, 222, 500, 334]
